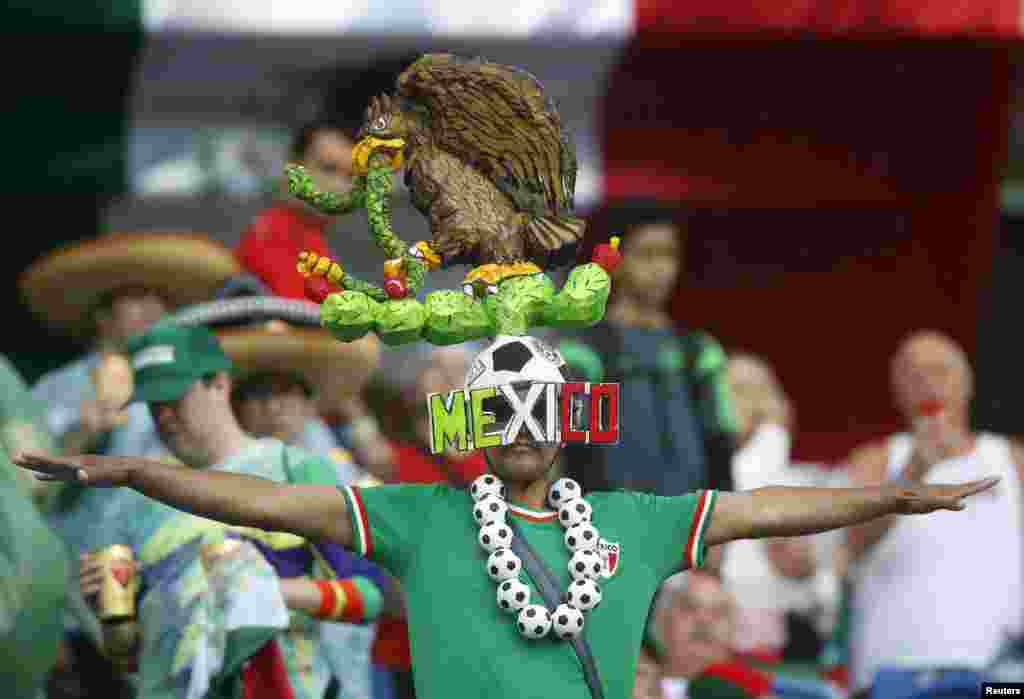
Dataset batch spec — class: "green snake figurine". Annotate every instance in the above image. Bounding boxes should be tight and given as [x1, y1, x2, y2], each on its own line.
[289, 148, 619, 348]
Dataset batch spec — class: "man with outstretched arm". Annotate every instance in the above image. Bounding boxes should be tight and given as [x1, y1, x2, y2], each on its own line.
[16, 336, 998, 699]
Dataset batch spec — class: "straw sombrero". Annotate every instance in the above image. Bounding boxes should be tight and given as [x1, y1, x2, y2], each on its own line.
[218, 323, 381, 409]
[157, 295, 381, 411]
[18, 232, 243, 337]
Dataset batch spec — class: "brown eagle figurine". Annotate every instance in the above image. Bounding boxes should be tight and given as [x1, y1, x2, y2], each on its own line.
[292, 53, 587, 276]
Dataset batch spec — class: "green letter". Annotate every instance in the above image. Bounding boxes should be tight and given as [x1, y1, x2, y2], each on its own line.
[470, 387, 501, 449]
[429, 390, 469, 454]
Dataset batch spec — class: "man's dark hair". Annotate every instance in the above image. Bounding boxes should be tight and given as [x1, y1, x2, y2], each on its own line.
[584, 196, 689, 258]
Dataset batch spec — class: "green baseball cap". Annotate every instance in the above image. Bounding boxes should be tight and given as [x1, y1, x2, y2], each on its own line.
[127, 325, 233, 404]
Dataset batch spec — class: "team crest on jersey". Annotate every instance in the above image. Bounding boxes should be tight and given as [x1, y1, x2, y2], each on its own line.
[597, 538, 621, 578]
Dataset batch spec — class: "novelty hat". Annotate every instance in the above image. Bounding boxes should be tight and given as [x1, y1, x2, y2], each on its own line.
[19, 231, 242, 338]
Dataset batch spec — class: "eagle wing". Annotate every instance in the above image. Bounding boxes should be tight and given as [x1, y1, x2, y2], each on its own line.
[397, 54, 579, 220]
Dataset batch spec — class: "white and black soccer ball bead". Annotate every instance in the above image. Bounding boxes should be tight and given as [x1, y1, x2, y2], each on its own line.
[564, 522, 599, 552]
[568, 549, 604, 582]
[473, 494, 508, 526]
[547, 477, 581, 510]
[516, 604, 552, 640]
[551, 603, 585, 639]
[559, 498, 593, 528]
[565, 578, 602, 611]
[478, 521, 513, 553]
[486, 548, 522, 582]
[470, 474, 506, 502]
[496, 579, 531, 613]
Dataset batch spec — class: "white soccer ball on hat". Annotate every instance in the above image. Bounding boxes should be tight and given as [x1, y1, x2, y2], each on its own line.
[568, 549, 604, 581]
[470, 474, 506, 502]
[486, 548, 522, 582]
[496, 579, 531, 614]
[551, 603, 586, 639]
[565, 578, 602, 611]
[464, 335, 568, 391]
[478, 521, 513, 553]
[516, 604, 552, 640]
[564, 522, 599, 552]
[548, 477, 581, 510]
[559, 498, 593, 528]
[473, 494, 508, 526]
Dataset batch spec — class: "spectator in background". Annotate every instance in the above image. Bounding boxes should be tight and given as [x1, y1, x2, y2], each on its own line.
[235, 121, 355, 300]
[844, 330, 1024, 696]
[86, 323, 390, 699]
[559, 197, 738, 496]
[17, 233, 240, 698]
[652, 572, 778, 699]
[21, 233, 241, 459]
[722, 354, 841, 666]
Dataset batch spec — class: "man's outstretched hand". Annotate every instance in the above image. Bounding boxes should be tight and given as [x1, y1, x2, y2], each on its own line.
[705, 476, 1002, 546]
[892, 477, 1000, 514]
[13, 452, 136, 488]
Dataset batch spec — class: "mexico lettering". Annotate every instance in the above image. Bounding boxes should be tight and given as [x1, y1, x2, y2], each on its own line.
[427, 382, 620, 454]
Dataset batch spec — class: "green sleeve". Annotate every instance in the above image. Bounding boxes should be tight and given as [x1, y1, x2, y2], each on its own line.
[692, 332, 739, 435]
[614, 489, 719, 581]
[339, 483, 437, 576]
[557, 339, 605, 383]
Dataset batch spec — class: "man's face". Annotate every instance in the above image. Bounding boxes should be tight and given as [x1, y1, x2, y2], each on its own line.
[891, 333, 972, 418]
[149, 376, 223, 467]
[101, 291, 169, 346]
[234, 374, 313, 444]
[616, 222, 681, 308]
[662, 573, 735, 672]
[303, 129, 355, 195]
[484, 435, 561, 485]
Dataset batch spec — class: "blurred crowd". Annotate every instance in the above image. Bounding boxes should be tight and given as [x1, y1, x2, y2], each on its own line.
[3, 57, 1023, 699]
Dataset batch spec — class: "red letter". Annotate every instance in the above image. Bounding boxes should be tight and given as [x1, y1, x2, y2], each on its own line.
[590, 383, 620, 444]
[561, 382, 588, 444]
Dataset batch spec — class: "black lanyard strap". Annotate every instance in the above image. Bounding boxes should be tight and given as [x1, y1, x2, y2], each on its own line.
[506, 519, 606, 699]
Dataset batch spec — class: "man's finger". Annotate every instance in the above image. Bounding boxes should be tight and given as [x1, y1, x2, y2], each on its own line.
[954, 477, 1001, 498]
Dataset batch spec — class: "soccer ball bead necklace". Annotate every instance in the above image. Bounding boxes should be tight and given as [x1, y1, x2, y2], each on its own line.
[470, 474, 603, 641]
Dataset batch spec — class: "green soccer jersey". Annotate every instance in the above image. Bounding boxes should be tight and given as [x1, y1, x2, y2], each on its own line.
[340, 483, 718, 699]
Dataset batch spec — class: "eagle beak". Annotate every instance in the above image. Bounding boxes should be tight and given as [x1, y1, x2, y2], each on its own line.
[352, 136, 407, 176]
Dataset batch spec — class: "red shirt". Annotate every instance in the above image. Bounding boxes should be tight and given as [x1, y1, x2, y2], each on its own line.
[236, 203, 331, 300]
[701, 661, 775, 697]
[371, 443, 487, 671]
[389, 442, 487, 486]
